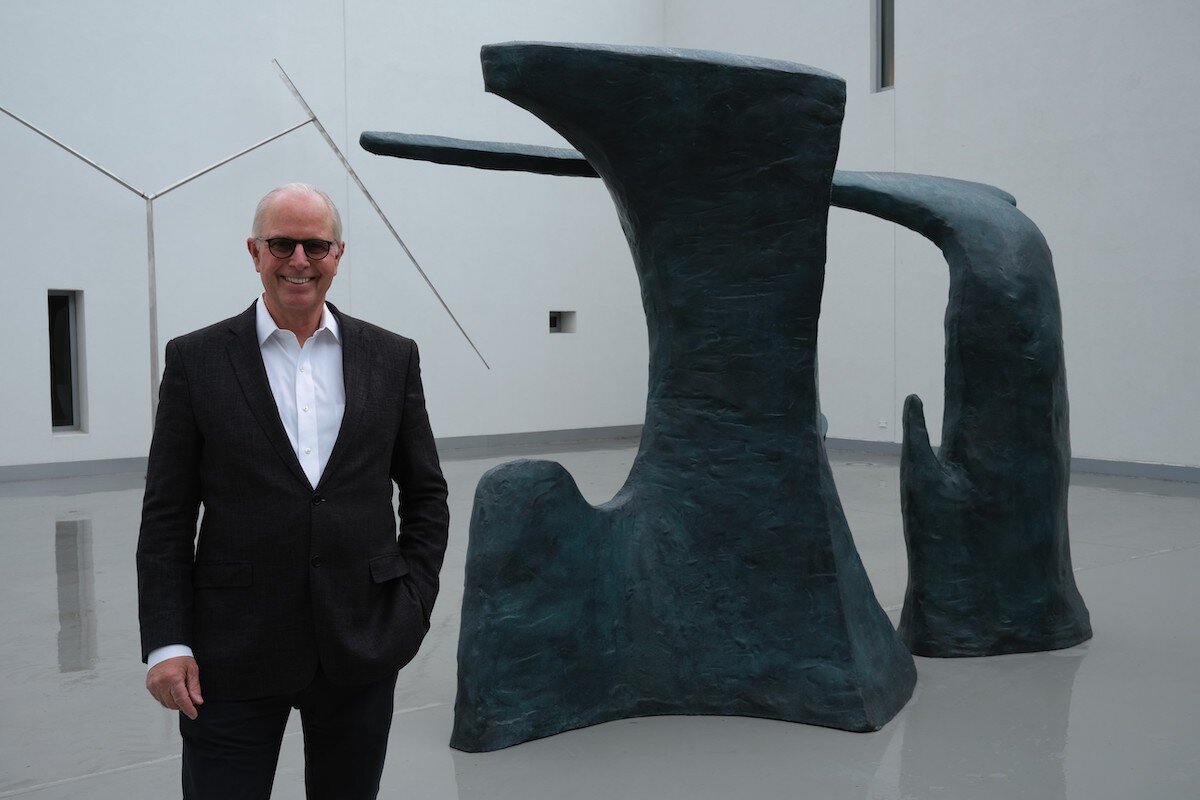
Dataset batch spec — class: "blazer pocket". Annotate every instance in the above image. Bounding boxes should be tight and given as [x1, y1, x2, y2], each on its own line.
[369, 553, 411, 584]
[193, 561, 253, 588]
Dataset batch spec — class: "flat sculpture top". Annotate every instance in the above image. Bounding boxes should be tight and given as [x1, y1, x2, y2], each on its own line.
[484, 41, 845, 84]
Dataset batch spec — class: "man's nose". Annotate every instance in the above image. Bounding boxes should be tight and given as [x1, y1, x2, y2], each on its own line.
[287, 243, 310, 265]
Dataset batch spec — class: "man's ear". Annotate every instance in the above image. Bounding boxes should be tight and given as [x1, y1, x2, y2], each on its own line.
[247, 238, 262, 271]
[332, 241, 346, 274]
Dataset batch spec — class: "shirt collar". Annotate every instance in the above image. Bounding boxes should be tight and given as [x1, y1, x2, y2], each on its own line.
[255, 297, 340, 346]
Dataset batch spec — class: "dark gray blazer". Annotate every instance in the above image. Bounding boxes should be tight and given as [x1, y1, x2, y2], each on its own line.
[137, 302, 449, 701]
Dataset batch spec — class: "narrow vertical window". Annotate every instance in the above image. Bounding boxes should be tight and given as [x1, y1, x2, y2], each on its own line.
[876, 0, 895, 90]
[48, 290, 82, 430]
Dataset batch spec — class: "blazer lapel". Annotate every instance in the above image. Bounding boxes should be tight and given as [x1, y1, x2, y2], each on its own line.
[319, 303, 368, 488]
[224, 303, 311, 488]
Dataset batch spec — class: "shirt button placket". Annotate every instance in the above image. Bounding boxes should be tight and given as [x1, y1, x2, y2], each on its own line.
[296, 345, 319, 484]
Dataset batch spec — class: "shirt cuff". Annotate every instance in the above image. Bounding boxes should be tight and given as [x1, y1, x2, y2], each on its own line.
[147, 644, 195, 671]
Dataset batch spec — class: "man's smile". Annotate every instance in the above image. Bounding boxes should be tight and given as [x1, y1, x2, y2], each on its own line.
[282, 276, 314, 284]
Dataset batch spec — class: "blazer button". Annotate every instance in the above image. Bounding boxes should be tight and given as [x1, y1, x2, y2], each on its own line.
[310, 556, 323, 568]
[311, 494, 325, 506]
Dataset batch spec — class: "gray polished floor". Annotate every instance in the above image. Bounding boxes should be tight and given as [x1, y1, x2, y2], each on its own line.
[2, 440, 1197, 799]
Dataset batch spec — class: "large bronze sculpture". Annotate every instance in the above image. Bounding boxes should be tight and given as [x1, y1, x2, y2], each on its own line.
[362, 42, 1090, 752]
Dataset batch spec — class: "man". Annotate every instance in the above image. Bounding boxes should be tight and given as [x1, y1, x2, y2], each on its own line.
[137, 183, 449, 799]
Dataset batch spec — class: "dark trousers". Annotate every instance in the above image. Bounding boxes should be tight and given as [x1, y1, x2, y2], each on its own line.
[179, 667, 399, 800]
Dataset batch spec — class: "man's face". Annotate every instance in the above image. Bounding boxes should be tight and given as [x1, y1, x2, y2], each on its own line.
[247, 190, 344, 321]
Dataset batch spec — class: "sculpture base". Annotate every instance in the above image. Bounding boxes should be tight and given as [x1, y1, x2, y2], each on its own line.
[451, 459, 917, 753]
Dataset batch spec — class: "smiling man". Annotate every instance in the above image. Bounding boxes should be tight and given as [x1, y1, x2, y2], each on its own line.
[137, 183, 449, 799]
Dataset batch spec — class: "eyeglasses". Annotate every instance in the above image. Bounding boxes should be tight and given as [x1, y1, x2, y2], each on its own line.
[255, 237, 336, 260]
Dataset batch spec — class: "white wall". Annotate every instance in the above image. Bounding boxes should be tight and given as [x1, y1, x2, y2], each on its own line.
[665, 0, 1200, 468]
[5, 1, 1199, 471]
[0, 0, 659, 468]
[342, 1, 658, 437]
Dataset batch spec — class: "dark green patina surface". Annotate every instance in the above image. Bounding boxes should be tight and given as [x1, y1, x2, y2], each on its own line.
[447, 43, 913, 753]
[832, 172, 1091, 657]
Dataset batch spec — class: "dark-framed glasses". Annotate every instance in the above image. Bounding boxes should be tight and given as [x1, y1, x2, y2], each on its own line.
[256, 237, 336, 260]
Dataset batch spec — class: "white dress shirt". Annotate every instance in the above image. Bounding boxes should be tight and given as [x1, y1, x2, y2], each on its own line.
[255, 298, 346, 488]
[147, 298, 346, 670]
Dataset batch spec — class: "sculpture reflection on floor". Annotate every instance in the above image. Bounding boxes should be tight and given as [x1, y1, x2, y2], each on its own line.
[362, 42, 1090, 752]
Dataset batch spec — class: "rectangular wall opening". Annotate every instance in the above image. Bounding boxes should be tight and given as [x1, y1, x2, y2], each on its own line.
[874, 0, 895, 91]
[48, 290, 84, 430]
[549, 310, 577, 334]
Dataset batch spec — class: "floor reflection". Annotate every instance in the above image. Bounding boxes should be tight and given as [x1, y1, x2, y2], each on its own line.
[895, 649, 1086, 800]
[444, 650, 1087, 800]
[55, 517, 97, 672]
[449, 711, 906, 800]
[1, 447, 1196, 798]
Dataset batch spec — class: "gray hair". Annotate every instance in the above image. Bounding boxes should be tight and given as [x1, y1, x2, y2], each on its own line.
[251, 183, 343, 242]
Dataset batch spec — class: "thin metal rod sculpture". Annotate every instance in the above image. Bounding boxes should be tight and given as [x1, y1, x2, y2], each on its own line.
[272, 62, 489, 369]
[0, 102, 307, 421]
[1, 66, 489, 429]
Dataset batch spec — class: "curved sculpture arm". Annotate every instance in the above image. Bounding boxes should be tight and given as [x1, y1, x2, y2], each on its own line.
[819, 173, 1089, 657]
[831, 170, 1015, 217]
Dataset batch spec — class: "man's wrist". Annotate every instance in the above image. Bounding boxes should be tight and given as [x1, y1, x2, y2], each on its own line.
[147, 644, 194, 670]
